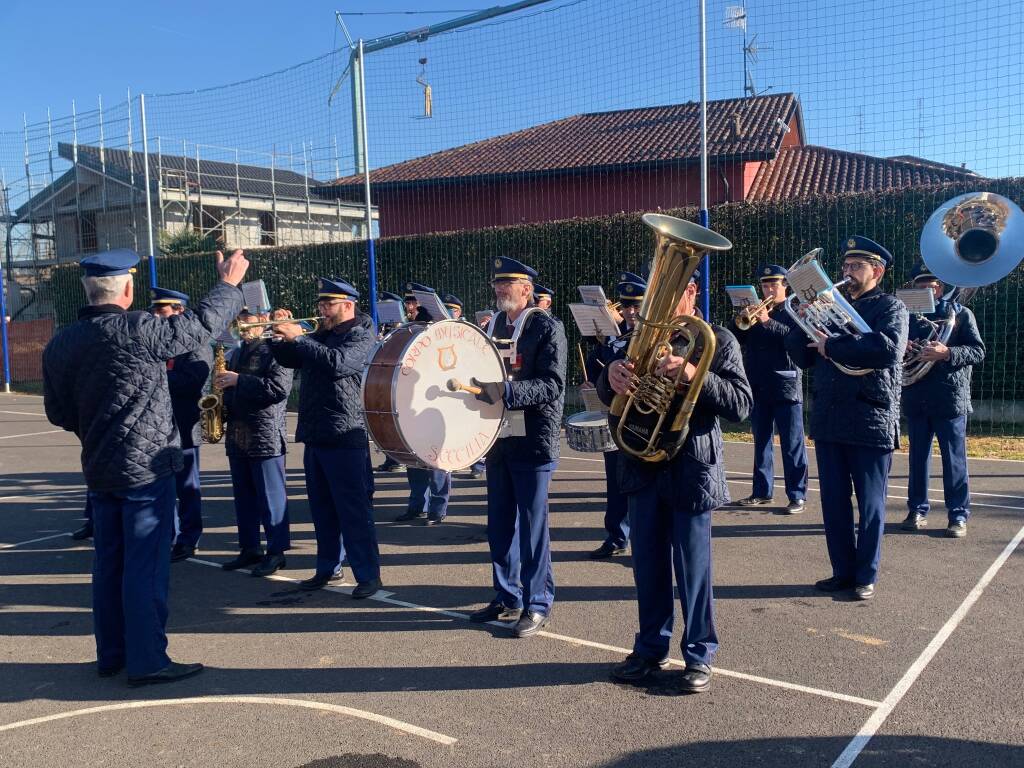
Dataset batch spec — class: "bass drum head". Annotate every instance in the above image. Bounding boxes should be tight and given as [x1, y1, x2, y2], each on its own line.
[374, 320, 506, 471]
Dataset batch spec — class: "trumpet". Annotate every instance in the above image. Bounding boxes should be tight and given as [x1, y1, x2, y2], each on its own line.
[232, 316, 323, 340]
[734, 296, 775, 330]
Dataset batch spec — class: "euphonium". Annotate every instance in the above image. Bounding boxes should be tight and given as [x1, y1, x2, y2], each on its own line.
[609, 214, 732, 463]
[199, 344, 226, 444]
[734, 295, 775, 331]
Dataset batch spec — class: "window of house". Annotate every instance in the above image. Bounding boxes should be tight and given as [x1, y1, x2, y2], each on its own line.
[258, 211, 276, 246]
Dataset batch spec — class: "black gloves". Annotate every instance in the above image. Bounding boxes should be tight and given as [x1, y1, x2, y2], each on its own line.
[470, 377, 504, 405]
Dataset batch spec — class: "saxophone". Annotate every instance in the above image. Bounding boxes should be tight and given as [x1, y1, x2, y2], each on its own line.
[198, 344, 226, 444]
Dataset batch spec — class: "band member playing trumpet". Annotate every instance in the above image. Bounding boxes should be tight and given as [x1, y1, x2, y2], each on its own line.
[728, 265, 808, 513]
[599, 269, 752, 693]
[270, 278, 382, 598]
[219, 308, 295, 576]
[784, 237, 908, 601]
[468, 256, 567, 638]
[584, 272, 645, 559]
[901, 263, 985, 538]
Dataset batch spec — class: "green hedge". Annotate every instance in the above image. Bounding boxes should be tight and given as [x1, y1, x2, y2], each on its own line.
[50, 179, 1024, 420]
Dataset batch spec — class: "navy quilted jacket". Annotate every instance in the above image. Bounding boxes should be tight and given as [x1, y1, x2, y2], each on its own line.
[728, 306, 803, 403]
[901, 304, 985, 419]
[167, 345, 213, 449]
[785, 287, 909, 450]
[42, 282, 243, 492]
[597, 325, 752, 514]
[223, 339, 294, 458]
[269, 313, 375, 447]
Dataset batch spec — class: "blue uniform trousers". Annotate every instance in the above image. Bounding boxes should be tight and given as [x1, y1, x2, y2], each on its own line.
[228, 454, 290, 555]
[485, 457, 555, 615]
[751, 399, 808, 502]
[815, 440, 893, 587]
[406, 466, 451, 520]
[89, 475, 175, 677]
[602, 450, 629, 548]
[627, 484, 717, 667]
[173, 446, 203, 548]
[303, 444, 380, 583]
[906, 413, 970, 522]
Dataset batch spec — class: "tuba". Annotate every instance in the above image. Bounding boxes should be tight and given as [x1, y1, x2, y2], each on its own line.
[904, 191, 1024, 386]
[198, 344, 226, 444]
[609, 213, 732, 463]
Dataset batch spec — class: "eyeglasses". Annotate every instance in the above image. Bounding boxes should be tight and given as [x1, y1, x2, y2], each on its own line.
[316, 298, 344, 307]
[841, 261, 872, 273]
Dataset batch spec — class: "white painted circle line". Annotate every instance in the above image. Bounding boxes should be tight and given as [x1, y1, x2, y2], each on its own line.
[831, 523, 1024, 768]
[0, 695, 457, 745]
[0, 532, 72, 550]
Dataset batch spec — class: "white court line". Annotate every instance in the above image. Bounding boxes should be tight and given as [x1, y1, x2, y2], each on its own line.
[0, 695, 457, 745]
[831, 523, 1024, 768]
[0, 532, 71, 550]
[0, 488, 87, 502]
[723, 439, 1024, 465]
[0, 429, 63, 440]
[187, 558, 881, 708]
[0, 410, 47, 417]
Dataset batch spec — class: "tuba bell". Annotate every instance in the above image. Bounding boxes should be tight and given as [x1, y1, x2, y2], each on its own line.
[609, 213, 732, 463]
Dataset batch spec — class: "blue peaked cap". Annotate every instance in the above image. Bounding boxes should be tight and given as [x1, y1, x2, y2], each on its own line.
[491, 256, 538, 281]
[150, 287, 189, 306]
[843, 236, 893, 268]
[80, 249, 139, 277]
[317, 277, 359, 300]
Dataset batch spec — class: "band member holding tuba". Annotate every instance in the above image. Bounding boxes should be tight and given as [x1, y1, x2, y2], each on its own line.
[43, 248, 248, 685]
[901, 263, 985, 538]
[270, 277, 382, 598]
[584, 271, 645, 559]
[149, 287, 212, 563]
[468, 256, 567, 638]
[784, 237, 908, 601]
[218, 308, 295, 576]
[728, 265, 808, 513]
[600, 267, 751, 693]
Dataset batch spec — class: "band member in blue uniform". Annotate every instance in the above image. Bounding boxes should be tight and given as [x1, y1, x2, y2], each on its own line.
[149, 288, 212, 562]
[785, 237, 908, 601]
[728, 265, 808, 513]
[900, 263, 985, 538]
[270, 278, 382, 597]
[71, 498, 94, 540]
[219, 308, 295, 576]
[374, 291, 407, 473]
[584, 272, 645, 559]
[599, 270, 752, 693]
[468, 256, 567, 638]
[534, 284, 554, 312]
[43, 248, 248, 685]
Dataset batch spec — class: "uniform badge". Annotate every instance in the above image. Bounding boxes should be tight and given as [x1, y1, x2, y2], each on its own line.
[494, 258, 502, 268]
[847, 238, 857, 248]
[763, 267, 771, 276]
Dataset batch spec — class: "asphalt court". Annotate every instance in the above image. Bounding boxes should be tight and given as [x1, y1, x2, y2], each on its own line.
[1, 392, 1022, 767]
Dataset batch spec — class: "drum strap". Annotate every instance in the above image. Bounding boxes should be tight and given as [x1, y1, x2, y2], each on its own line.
[487, 307, 546, 374]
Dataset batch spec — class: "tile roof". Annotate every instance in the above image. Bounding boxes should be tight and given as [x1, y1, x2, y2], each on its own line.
[746, 145, 982, 201]
[57, 143, 325, 202]
[321, 93, 802, 190]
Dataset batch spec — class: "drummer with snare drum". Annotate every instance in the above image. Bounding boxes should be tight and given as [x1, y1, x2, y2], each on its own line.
[583, 272, 645, 559]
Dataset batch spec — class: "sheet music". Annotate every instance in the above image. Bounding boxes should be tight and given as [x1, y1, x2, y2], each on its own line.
[240, 279, 270, 313]
[475, 309, 495, 326]
[569, 302, 619, 338]
[725, 285, 760, 308]
[412, 290, 451, 321]
[577, 285, 609, 307]
[786, 259, 834, 303]
[896, 288, 937, 314]
[376, 300, 405, 325]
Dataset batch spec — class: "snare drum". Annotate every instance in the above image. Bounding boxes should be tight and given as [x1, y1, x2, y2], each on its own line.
[362, 319, 506, 471]
[565, 411, 616, 453]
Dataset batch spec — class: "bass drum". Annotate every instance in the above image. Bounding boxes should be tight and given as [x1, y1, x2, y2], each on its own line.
[363, 319, 506, 471]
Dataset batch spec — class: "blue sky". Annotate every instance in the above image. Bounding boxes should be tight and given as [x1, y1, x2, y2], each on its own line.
[2, 0, 1022, 196]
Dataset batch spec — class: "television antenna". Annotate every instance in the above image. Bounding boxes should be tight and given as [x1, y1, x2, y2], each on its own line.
[725, 2, 773, 98]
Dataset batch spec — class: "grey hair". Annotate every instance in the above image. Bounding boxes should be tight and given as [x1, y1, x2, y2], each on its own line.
[81, 274, 131, 305]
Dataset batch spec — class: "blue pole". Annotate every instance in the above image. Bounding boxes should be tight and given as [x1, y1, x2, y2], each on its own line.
[367, 236, 378, 325]
[0, 257, 12, 393]
[699, 208, 711, 320]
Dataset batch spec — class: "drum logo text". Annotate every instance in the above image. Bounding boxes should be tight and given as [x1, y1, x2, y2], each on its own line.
[437, 345, 458, 371]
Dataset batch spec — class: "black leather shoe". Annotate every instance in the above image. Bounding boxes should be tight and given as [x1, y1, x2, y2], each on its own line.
[71, 522, 94, 540]
[946, 520, 967, 538]
[299, 570, 344, 591]
[736, 495, 773, 506]
[376, 460, 405, 472]
[468, 601, 521, 623]
[610, 653, 669, 683]
[127, 661, 204, 687]
[784, 499, 806, 515]
[470, 469, 484, 479]
[395, 508, 425, 522]
[251, 553, 286, 577]
[678, 663, 712, 693]
[902, 512, 927, 531]
[98, 663, 124, 678]
[352, 579, 382, 599]
[425, 515, 444, 526]
[222, 548, 264, 571]
[513, 610, 549, 638]
[589, 541, 628, 559]
[854, 583, 875, 600]
[815, 576, 854, 592]
[170, 544, 195, 562]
